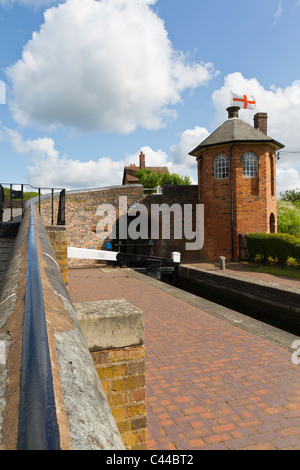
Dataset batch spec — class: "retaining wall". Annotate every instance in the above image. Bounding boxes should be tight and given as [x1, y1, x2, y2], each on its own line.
[179, 265, 300, 333]
[0, 203, 125, 450]
[37, 184, 199, 266]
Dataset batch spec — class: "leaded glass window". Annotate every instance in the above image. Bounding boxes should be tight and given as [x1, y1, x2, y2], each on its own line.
[243, 152, 258, 178]
[214, 154, 229, 180]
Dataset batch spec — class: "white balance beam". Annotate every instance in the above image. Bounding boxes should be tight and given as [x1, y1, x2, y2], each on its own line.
[67, 247, 117, 261]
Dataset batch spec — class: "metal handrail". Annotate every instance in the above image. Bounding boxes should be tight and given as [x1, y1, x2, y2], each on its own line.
[0, 183, 65, 225]
[17, 202, 60, 450]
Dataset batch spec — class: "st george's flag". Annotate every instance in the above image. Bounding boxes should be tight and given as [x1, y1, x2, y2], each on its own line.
[0, 80, 6, 105]
[230, 90, 256, 109]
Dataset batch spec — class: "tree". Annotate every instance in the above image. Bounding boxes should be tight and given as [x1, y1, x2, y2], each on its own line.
[135, 168, 191, 189]
[280, 189, 300, 206]
[277, 200, 300, 238]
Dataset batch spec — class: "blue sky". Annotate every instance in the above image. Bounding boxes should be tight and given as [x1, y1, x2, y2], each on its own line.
[1, 0, 300, 194]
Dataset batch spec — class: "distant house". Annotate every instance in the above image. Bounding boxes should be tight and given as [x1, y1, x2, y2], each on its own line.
[122, 151, 169, 185]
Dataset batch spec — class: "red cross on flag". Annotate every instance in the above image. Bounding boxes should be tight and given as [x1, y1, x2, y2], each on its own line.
[230, 90, 256, 110]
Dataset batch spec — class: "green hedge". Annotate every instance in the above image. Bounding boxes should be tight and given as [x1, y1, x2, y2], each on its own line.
[247, 233, 300, 264]
[3, 187, 39, 201]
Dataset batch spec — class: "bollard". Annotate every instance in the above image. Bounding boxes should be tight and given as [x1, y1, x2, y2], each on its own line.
[172, 252, 181, 264]
[219, 256, 226, 270]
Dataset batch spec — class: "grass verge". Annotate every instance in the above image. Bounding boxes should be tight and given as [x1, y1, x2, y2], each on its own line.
[243, 261, 300, 280]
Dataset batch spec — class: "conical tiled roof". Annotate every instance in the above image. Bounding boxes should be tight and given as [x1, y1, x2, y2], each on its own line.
[189, 117, 284, 157]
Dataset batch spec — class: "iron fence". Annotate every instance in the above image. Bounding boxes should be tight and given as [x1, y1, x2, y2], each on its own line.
[0, 183, 66, 225]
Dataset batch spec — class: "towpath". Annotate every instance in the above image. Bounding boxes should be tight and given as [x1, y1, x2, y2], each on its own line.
[68, 266, 300, 450]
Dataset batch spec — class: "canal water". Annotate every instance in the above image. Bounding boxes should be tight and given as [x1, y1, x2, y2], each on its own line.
[161, 272, 300, 338]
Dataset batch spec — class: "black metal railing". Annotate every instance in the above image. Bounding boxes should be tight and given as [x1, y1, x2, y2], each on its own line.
[0, 183, 65, 225]
[17, 202, 61, 450]
[0, 184, 4, 222]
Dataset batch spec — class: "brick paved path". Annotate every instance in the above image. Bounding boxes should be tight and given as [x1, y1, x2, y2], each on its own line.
[68, 267, 300, 450]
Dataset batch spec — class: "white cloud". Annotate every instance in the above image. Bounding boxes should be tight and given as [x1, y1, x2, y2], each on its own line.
[272, 2, 283, 27]
[124, 146, 169, 169]
[0, 0, 59, 8]
[277, 167, 300, 195]
[6, 0, 216, 134]
[1, 125, 198, 189]
[212, 72, 300, 158]
[209, 72, 300, 194]
[22, 125, 201, 189]
[170, 126, 209, 167]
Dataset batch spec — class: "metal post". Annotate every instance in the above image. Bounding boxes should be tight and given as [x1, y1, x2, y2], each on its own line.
[38, 188, 41, 214]
[0, 184, 3, 222]
[57, 189, 65, 226]
[51, 189, 54, 226]
[10, 183, 13, 222]
[21, 184, 24, 217]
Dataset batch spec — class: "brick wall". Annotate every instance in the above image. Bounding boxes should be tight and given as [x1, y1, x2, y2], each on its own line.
[39, 186, 144, 266]
[142, 185, 199, 260]
[198, 149, 232, 260]
[91, 346, 147, 450]
[39, 184, 199, 265]
[197, 143, 278, 261]
[45, 226, 68, 286]
[74, 298, 146, 450]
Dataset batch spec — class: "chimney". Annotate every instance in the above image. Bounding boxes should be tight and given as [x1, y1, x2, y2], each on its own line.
[227, 106, 240, 119]
[254, 112, 268, 135]
[139, 151, 145, 168]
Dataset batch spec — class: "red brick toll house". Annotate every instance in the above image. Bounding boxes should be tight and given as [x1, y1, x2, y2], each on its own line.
[189, 106, 285, 261]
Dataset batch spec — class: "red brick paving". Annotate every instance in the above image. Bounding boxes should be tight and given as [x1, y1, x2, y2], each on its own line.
[68, 267, 300, 450]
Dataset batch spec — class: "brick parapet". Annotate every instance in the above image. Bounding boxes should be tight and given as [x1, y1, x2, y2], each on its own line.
[0, 203, 124, 450]
[39, 186, 144, 266]
[91, 346, 147, 450]
[39, 184, 200, 264]
[45, 226, 68, 286]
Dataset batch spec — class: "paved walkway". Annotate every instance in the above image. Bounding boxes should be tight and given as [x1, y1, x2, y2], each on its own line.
[0, 239, 14, 283]
[2, 209, 22, 223]
[68, 266, 300, 450]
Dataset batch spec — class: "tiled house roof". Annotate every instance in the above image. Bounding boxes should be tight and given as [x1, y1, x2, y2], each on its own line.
[122, 152, 169, 185]
[189, 110, 284, 157]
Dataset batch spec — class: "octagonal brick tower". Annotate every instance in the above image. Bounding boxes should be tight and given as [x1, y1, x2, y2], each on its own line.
[189, 106, 285, 261]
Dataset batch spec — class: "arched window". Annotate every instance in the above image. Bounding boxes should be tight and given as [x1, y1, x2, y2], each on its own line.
[243, 152, 258, 178]
[270, 213, 276, 233]
[214, 154, 229, 180]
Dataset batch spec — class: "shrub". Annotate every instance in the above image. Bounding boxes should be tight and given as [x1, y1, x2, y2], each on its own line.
[277, 200, 300, 238]
[3, 187, 38, 201]
[247, 232, 300, 265]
